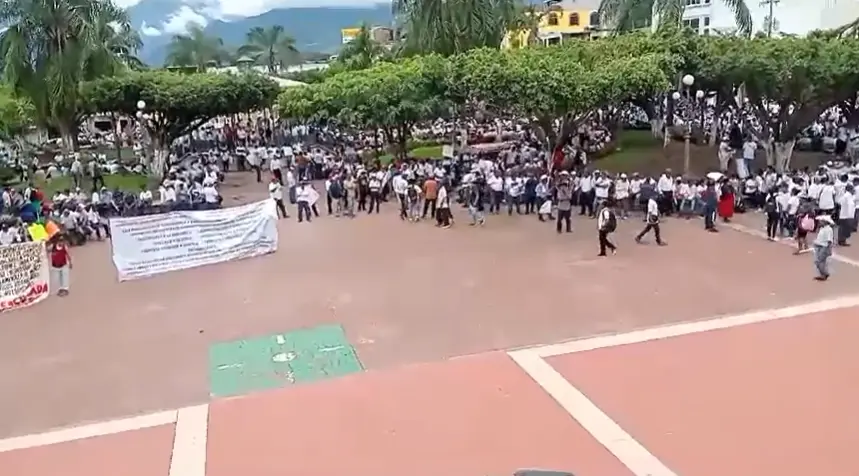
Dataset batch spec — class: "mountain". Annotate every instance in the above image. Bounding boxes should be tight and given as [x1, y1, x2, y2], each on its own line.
[128, 2, 395, 66]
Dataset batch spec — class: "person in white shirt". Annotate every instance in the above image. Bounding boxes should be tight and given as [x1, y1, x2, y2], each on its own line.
[578, 173, 595, 217]
[593, 172, 611, 211]
[597, 199, 618, 257]
[247, 148, 261, 182]
[201, 184, 219, 208]
[505, 174, 522, 215]
[635, 196, 666, 246]
[487, 171, 504, 214]
[268, 176, 288, 218]
[269, 155, 283, 184]
[817, 177, 836, 215]
[813, 215, 835, 280]
[295, 182, 314, 222]
[739, 139, 756, 179]
[391, 173, 409, 220]
[837, 185, 855, 246]
[656, 172, 674, 216]
[138, 188, 153, 204]
[614, 174, 630, 219]
[0, 223, 18, 245]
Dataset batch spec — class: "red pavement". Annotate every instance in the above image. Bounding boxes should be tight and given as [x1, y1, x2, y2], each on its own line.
[3, 304, 859, 476]
[2, 173, 859, 475]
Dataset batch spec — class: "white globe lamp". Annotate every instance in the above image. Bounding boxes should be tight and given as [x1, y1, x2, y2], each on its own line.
[136, 100, 146, 110]
[682, 74, 695, 87]
[136, 111, 143, 119]
[671, 91, 681, 100]
[695, 90, 705, 99]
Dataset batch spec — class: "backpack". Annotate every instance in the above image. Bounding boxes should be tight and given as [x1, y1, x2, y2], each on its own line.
[329, 180, 343, 199]
[764, 195, 777, 214]
[604, 209, 617, 232]
[800, 215, 815, 232]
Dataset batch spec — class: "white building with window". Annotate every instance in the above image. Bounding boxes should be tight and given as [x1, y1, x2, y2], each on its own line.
[655, 0, 859, 36]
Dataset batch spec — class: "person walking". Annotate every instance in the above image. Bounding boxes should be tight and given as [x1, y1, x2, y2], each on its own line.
[597, 199, 618, 256]
[635, 195, 666, 246]
[813, 215, 835, 281]
[467, 179, 486, 226]
[295, 181, 313, 223]
[555, 171, 573, 233]
[268, 176, 288, 219]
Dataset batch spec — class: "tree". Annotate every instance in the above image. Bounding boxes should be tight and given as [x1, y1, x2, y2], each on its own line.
[445, 39, 671, 150]
[237, 25, 299, 74]
[0, 84, 34, 142]
[0, 0, 140, 151]
[696, 36, 859, 171]
[394, 0, 527, 56]
[337, 24, 387, 70]
[164, 23, 226, 71]
[598, 0, 752, 37]
[279, 56, 449, 156]
[81, 71, 280, 176]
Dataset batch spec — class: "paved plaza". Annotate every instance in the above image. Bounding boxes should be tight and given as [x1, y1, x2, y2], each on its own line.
[1, 186, 858, 476]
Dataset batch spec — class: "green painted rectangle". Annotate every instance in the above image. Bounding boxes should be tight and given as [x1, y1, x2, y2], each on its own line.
[208, 324, 363, 398]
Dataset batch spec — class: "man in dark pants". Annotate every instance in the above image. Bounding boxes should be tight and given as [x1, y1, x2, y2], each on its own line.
[636, 196, 667, 246]
[597, 199, 618, 256]
[701, 181, 719, 232]
[555, 171, 573, 233]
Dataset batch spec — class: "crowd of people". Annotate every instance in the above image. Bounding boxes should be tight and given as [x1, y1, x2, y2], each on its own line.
[2, 105, 858, 296]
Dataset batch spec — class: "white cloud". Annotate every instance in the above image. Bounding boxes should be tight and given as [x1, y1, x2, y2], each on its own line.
[211, 0, 388, 18]
[113, 0, 143, 8]
[140, 21, 162, 36]
[162, 6, 209, 34]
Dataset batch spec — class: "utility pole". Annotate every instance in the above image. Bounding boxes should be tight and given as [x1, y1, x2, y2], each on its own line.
[761, 0, 781, 37]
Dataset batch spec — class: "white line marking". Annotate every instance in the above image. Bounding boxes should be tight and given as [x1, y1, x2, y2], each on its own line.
[508, 295, 859, 476]
[168, 404, 209, 476]
[527, 295, 859, 358]
[726, 222, 859, 268]
[0, 409, 178, 453]
[509, 351, 677, 476]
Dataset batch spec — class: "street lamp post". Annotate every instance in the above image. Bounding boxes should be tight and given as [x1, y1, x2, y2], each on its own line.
[673, 74, 705, 175]
[135, 100, 149, 165]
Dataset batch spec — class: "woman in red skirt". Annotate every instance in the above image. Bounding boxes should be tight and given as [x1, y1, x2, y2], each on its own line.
[718, 179, 735, 222]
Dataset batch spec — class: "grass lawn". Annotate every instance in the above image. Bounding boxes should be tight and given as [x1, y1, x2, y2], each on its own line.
[33, 174, 151, 197]
[378, 145, 445, 164]
[595, 129, 830, 177]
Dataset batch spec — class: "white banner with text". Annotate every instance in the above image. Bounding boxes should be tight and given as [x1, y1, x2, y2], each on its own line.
[0, 241, 50, 312]
[109, 200, 279, 281]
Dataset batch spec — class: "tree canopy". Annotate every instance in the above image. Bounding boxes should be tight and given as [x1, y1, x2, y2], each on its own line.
[280, 35, 674, 149]
[0, 0, 140, 149]
[81, 70, 279, 155]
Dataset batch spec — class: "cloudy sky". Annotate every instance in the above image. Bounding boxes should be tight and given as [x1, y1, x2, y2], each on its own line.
[115, 0, 386, 19]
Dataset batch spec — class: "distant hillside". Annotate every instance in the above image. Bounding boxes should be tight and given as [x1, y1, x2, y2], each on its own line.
[132, 4, 394, 66]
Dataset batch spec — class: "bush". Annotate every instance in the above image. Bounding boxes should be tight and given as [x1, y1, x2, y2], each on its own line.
[0, 166, 19, 186]
[406, 138, 446, 149]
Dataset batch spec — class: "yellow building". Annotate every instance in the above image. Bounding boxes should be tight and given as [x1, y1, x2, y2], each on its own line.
[502, 0, 603, 49]
[341, 28, 361, 45]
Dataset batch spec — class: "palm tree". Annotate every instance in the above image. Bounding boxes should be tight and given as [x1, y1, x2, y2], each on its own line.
[394, 0, 526, 56]
[237, 25, 299, 74]
[597, 0, 752, 36]
[165, 23, 226, 71]
[0, 0, 139, 151]
[338, 24, 387, 70]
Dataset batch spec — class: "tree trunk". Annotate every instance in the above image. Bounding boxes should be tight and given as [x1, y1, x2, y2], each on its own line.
[773, 139, 796, 173]
[58, 122, 73, 155]
[762, 137, 775, 167]
[650, 118, 664, 139]
[111, 113, 123, 161]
